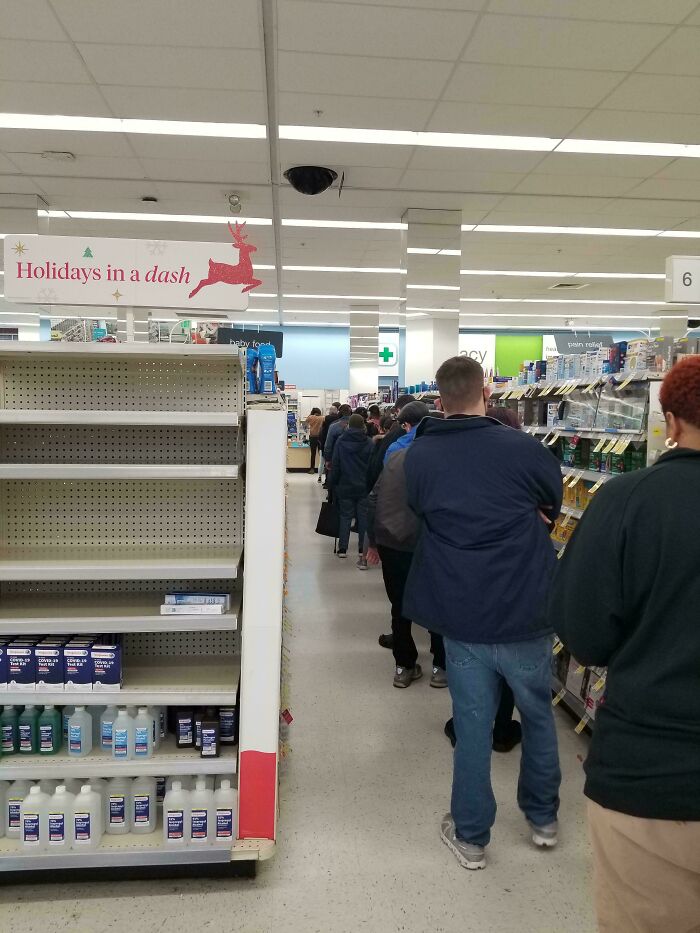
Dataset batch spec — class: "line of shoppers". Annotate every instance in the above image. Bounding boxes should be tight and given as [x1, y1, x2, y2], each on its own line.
[330, 413, 373, 566]
[305, 407, 324, 474]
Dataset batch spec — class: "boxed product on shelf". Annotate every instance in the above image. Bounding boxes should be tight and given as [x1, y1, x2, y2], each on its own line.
[35, 640, 67, 691]
[64, 642, 94, 691]
[0, 639, 8, 691]
[91, 643, 122, 691]
[561, 438, 582, 467]
[7, 642, 37, 690]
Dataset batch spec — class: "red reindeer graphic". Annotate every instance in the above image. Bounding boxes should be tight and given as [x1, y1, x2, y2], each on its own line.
[188, 221, 262, 299]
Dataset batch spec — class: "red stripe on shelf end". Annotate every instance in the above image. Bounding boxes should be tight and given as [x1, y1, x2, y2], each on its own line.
[238, 749, 277, 839]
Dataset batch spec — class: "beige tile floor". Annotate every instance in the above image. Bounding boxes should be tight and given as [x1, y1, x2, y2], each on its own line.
[0, 474, 596, 933]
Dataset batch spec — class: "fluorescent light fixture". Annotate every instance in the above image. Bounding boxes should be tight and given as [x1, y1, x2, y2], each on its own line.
[461, 269, 570, 278]
[280, 125, 559, 152]
[580, 272, 664, 280]
[405, 312, 428, 318]
[285, 321, 349, 327]
[658, 230, 700, 238]
[0, 321, 39, 326]
[407, 247, 462, 255]
[458, 298, 689, 307]
[249, 292, 278, 298]
[283, 218, 406, 230]
[281, 293, 404, 301]
[455, 270, 663, 279]
[459, 323, 660, 331]
[458, 312, 687, 320]
[0, 112, 266, 138]
[43, 210, 272, 225]
[406, 284, 459, 291]
[283, 264, 405, 274]
[405, 307, 460, 314]
[471, 224, 658, 237]
[557, 138, 700, 158]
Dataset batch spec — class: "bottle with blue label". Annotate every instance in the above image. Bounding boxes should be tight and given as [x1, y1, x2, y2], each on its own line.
[0, 780, 7, 837]
[62, 705, 75, 739]
[100, 705, 118, 751]
[38, 705, 62, 755]
[5, 778, 31, 839]
[246, 345, 259, 394]
[18, 705, 39, 754]
[257, 343, 277, 395]
[189, 777, 214, 847]
[47, 785, 73, 851]
[1, 705, 19, 755]
[20, 784, 49, 852]
[72, 784, 102, 850]
[163, 779, 189, 848]
[131, 776, 157, 835]
[133, 707, 154, 759]
[105, 777, 132, 835]
[67, 706, 92, 757]
[213, 778, 237, 848]
[112, 707, 134, 760]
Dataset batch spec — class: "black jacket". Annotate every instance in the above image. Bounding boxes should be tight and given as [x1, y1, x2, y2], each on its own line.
[320, 412, 338, 452]
[330, 428, 373, 499]
[366, 422, 405, 492]
[403, 415, 562, 644]
[367, 447, 418, 552]
[551, 448, 700, 821]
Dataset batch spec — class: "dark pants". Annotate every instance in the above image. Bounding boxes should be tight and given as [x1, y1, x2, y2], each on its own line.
[309, 436, 321, 470]
[378, 544, 445, 670]
[338, 496, 368, 552]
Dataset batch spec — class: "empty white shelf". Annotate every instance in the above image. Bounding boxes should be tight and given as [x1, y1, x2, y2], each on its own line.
[0, 342, 242, 360]
[0, 591, 240, 634]
[0, 464, 239, 480]
[0, 410, 239, 427]
[0, 545, 243, 581]
[2, 655, 240, 706]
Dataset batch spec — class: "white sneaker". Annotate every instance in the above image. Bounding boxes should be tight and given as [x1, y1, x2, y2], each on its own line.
[440, 814, 486, 870]
[528, 820, 558, 848]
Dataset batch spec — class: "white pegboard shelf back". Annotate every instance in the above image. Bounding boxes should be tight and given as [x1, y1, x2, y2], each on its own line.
[0, 735, 237, 781]
[0, 410, 240, 426]
[0, 342, 243, 359]
[0, 464, 240, 480]
[2, 654, 241, 706]
[0, 590, 240, 634]
[0, 545, 243, 581]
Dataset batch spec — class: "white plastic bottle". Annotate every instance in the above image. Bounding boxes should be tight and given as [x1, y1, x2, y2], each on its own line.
[213, 778, 237, 848]
[20, 784, 49, 852]
[131, 776, 157, 835]
[39, 779, 60, 796]
[104, 776, 132, 835]
[133, 707, 154, 759]
[47, 784, 74, 852]
[162, 779, 189, 847]
[189, 776, 214, 847]
[62, 705, 75, 739]
[146, 707, 161, 749]
[6, 779, 31, 839]
[166, 775, 193, 792]
[90, 705, 104, 745]
[68, 706, 93, 757]
[112, 707, 134, 760]
[100, 705, 118, 751]
[71, 784, 103, 850]
[0, 780, 8, 838]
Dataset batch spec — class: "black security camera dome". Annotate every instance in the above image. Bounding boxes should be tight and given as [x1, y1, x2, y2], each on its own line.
[283, 165, 338, 196]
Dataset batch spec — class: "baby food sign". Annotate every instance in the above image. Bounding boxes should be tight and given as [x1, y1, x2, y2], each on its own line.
[3, 224, 261, 310]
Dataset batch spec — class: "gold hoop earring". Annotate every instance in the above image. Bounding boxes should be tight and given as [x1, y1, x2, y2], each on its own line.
[665, 437, 678, 450]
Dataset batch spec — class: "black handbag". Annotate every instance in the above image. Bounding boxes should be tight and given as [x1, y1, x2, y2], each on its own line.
[315, 498, 340, 539]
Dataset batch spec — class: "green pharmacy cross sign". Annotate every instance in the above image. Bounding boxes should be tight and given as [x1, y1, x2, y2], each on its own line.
[379, 346, 395, 364]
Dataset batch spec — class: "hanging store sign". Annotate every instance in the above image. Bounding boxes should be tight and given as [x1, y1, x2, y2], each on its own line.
[217, 326, 283, 357]
[2, 224, 262, 310]
[665, 255, 700, 303]
[554, 333, 612, 353]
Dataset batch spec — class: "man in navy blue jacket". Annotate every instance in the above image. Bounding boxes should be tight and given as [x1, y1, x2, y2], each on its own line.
[403, 356, 563, 870]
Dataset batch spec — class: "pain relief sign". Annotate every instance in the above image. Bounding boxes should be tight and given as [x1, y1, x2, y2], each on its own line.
[2, 223, 262, 310]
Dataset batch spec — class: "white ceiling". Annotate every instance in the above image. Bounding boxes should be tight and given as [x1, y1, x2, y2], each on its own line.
[3, 0, 700, 330]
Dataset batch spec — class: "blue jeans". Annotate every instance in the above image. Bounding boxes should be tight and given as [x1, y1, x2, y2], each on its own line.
[338, 495, 368, 553]
[444, 636, 561, 847]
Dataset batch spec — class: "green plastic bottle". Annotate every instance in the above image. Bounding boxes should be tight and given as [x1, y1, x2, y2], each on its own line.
[1, 705, 19, 755]
[18, 704, 39, 754]
[38, 704, 62, 755]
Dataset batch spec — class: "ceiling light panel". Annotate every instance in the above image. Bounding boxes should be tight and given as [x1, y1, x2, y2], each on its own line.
[43, 210, 272, 225]
[279, 125, 559, 152]
[0, 113, 266, 138]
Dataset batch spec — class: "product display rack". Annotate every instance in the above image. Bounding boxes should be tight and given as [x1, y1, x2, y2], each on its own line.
[0, 341, 287, 875]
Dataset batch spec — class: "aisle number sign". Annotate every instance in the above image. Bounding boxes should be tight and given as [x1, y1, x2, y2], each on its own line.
[665, 255, 700, 303]
[3, 229, 262, 310]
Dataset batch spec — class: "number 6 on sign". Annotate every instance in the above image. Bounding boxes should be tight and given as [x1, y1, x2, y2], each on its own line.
[666, 256, 700, 302]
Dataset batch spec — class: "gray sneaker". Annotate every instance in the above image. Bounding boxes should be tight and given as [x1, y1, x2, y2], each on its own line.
[528, 820, 558, 848]
[356, 555, 368, 570]
[440, 814, 486, 870]
[393, 663, 423, 688]
[430, 666, 448, 688]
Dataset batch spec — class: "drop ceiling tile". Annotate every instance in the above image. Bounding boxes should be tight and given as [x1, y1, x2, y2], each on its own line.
[572, 109, 700, 144]
[330, 0, 487, 8]
[278, 1, 477, 59]
[0, 152, 20, 172]
[278, 51, 452, 99]
[32, 176, 152, 199]
[0, 39, 91, 83]
[655, 159, 700, 181]
[443, 63, 621, 108]
[339, 167, 407, 188]
[280, 139, 414, 170]
[52, 0, 261, 47]
[278, 92, 434, 131]
[77, 44, 264, 90]
[101, 86, 267, 123]
[0, 81, 110, 116]
[463, 14, 670, 70]
[600, 73, 700, 114]
[513, 174, 644, 197]
[617, 177, 700, 200]
[0, 128, 134, 158]
[427, 101, 585, 137]
[534, 152, 675, 178]
[0, 173, 42, 195]
[406, 148, 545, 173]
[488, 0, 698, 23]
[11, 155, 146, 179]
[400, 169, 524, 192]
[638, 26, 700, 75]
[140, 158, 270, 186]
[127, 136, 268, 163]
[0, 0, 63, 39]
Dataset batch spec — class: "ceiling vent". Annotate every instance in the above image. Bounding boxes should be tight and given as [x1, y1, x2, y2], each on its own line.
[549, 282, 588, 290]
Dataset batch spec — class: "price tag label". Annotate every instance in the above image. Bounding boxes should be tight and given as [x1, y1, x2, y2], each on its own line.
[576, 664, 585, 674]
[589, 479, 604, 493]
[616, 374, 634, 392]
[552, 638, 565, 655]
[557, 545, 567, 559]
[592, 677, 606, 692]
[575, 715, 591, 734]
[552, 688, 566, 707]
[547, 431, 561, 447]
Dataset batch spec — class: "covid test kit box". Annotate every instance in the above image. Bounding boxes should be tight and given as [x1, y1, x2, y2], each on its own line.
[7, 642, 37, 690]
[91, 643, 122, 690]
[35, 643, 65, 691]
[64, 642, 93, 691]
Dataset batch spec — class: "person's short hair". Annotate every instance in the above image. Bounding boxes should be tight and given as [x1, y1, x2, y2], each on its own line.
[436, 356, 485, 409]
[660, 356, 700, 429]
[380, 414, 395, 432]
[348, 414, 366, 431]
[398, 401, 429, 427]
[369, 404, 381, 418]
[338, 403, 352, 417]
[310, 407, 321, 416]
[331, 402, 339, 409]
[354, 406, 368, 419]
[487, 405, 522, 430]
[394, 394, 415, 413]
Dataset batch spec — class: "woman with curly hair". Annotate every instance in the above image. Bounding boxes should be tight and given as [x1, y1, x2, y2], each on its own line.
[551, 355, 700, 932]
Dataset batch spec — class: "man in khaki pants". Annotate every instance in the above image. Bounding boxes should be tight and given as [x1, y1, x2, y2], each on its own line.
[551, 356, 700, 932]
